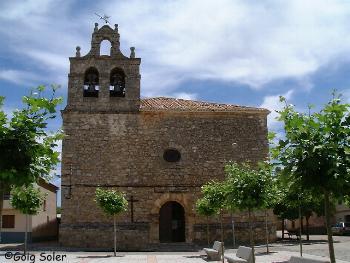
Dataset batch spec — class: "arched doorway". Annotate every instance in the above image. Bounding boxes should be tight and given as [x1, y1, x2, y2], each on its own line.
[159, 201, 185, 242]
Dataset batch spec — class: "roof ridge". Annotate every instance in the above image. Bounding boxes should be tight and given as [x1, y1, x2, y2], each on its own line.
[139, 96, 269, 113]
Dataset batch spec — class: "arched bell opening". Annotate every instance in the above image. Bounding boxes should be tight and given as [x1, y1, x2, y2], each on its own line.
[110, 67, 125, 97]
[100, 39, 112, 56]
[83, 67, 99, 97]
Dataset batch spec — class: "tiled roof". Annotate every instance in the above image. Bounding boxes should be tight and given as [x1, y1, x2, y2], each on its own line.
[140, 97, 268, 113]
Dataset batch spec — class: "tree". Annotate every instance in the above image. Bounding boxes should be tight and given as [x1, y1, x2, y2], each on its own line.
[224, 201, 237, 249]
[225, 162, 271, 263]
[10, 185, 45, 253]
[298, 191, 329, 241]
[272, 171, 333, 259]
[195, 197, 217, 246]
[0, 85, 62, 242]
[201, 181, 227, 263]
[274, 93, 350, 263]
[261, 164, 275, 254]
[95, 188, 128, 256]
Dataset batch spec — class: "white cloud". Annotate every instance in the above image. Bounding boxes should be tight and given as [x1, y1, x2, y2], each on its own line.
[25, 50, 69, 71]
[1, 106, 15, 118]
[0, 0, 55, 20]
[2, 0, 350, 94]
[0, 69, 42, 86]
[111, 0, 350, 89]
[172, 92, 198, 100]
[341, 89, 350, 103]
[260, 90, 294, 131]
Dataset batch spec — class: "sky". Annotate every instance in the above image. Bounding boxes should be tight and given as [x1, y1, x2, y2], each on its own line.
[1, 0, 350, 205]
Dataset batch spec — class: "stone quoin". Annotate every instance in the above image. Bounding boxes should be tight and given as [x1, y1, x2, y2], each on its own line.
[59, 23, 276, 250]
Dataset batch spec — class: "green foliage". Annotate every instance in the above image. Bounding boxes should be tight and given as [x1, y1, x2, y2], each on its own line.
[273, 92, 348, 263]
[274, 93, 350, 198]
[56, 207, 62, 214]
[10, 184, 45, 215]
[270, 173, 298, 220]
[195, 197, 217, 217]
[95, 188, 128, 216]
[201, 181, 227, 211]
[344, 196, 350, 207]
[0, 85, 63, 186]
[270, 167, 332, 221]
[225, 162, 271, 211]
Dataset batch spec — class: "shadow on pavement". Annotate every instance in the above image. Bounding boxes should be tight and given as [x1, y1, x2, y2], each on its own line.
[77, 255, 124, 258]
[256, 251, 278, 256]
[184, 255, 211, 261]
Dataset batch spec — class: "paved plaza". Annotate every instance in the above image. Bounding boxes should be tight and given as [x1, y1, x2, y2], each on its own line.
[0, 250, 348, 263]
[1, 234, 349, 263]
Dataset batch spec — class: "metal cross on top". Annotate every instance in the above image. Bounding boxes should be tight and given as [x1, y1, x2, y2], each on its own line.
[95, 13, 110, 24]
[127, 195, 139, 223]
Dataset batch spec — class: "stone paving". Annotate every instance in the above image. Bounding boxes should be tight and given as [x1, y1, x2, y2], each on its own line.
[1, 250, 349, 263]
[1, 234, 350, 263]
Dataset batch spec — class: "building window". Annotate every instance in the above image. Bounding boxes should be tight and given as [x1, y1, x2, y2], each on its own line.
[3, 191, 11, 200]
[345, 215, 350, 222]
[163, 149, 181, 162]
[2, 215, 15, 228]
[110, 68, 125, 97]
[83, 67, 99, 97]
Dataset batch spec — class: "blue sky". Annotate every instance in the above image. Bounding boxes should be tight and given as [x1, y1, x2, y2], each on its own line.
[1, 0, 350, 205]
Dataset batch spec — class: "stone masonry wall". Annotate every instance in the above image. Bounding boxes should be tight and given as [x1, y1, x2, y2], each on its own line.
[60, 110, 273, 249]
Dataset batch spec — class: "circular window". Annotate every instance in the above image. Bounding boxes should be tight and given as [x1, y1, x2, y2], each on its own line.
[163, 149, 181, 162]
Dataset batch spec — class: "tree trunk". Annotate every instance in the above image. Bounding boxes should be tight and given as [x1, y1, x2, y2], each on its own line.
[113, 215, 116, 257]
[0, 183, 4, 244]
[24, 214, 28, 254]
[248, 208, 255, 263]
[0, 183, 9, 244]
[298, 203, 303, 257]
[220, 209, 224, 263]
[301, 216, 304, 233]
[306, 216, 310, 241]
[324, 191, 336, 263]
[281, 218, 285, 240]
[265, 209, 269, 254]
[206, 216, 210, 247]
[231, 213, 235, 249]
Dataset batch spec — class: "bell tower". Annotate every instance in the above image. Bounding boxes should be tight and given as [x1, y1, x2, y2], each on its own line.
[66, 23, 141, 112]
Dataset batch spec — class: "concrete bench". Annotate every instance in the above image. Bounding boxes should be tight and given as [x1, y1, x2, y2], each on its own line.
[287, 229, 301, 239]
[224, 246, 253, 263]
[289, 256, 330, 263]
[203, 241, 223, 261]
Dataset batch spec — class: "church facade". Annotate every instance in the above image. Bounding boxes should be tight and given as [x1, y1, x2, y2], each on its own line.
[60, 23, 275, 250]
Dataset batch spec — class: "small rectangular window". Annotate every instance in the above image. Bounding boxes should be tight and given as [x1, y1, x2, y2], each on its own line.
[3, 191, 11, 200]
[2, 215, 15, 228]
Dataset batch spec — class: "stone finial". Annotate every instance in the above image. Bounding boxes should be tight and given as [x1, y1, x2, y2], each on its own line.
[94, 23, 99, 32]
[115, 24, 118, 33]
[130, 47, 135, 58]
[76, 46, 81, 57]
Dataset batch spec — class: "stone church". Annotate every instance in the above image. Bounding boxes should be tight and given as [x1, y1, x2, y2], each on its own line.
[60, 23, 275, 250]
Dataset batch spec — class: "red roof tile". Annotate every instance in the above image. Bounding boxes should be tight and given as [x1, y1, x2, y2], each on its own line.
[140, 97, 268, 113]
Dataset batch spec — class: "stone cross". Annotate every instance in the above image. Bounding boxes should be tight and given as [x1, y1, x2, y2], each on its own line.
[127, 195, 139, 223]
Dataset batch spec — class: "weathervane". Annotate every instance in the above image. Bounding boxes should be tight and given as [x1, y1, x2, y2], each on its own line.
[95, 13, 110, 24]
